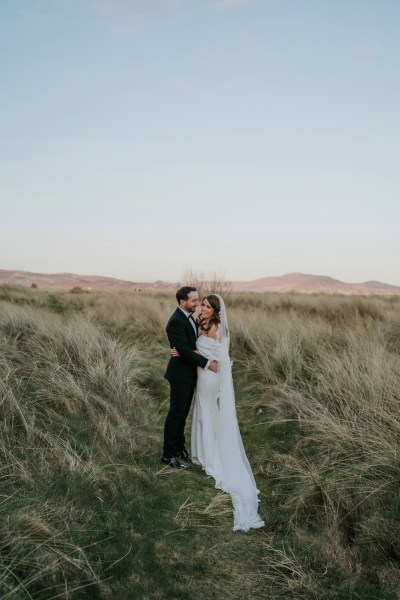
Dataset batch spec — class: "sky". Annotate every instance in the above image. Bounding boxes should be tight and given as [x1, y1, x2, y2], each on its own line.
[1, 0, 399, 284]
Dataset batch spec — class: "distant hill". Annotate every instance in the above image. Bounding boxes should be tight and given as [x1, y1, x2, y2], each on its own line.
[232, 272, 400, 294]
[0, 269, 174, 291]
[1, 269, 399, 295]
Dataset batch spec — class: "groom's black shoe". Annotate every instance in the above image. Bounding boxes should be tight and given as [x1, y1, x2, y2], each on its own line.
[160, 456, 188, 469]
[178, 448, 192, 463]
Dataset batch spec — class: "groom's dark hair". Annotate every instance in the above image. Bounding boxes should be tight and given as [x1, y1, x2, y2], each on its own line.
[176, 286, 197, 304]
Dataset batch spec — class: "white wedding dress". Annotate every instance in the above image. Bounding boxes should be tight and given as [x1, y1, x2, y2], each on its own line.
[191, 299, 264, 533]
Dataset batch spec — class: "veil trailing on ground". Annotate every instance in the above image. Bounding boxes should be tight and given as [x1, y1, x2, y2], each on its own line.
[214, 295, 265, 532]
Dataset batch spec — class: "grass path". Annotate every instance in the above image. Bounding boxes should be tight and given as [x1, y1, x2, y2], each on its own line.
[123, 344, 270, 600]
[128, 343, 398, 600]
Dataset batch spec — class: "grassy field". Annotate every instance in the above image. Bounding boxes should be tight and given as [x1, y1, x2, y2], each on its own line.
[1, 285, 400, 599]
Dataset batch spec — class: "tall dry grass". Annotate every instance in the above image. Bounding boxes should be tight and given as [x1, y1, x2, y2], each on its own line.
[232, 293, 400, 597]
[0, 296, 151, 598]
[2, 285, 400, 598]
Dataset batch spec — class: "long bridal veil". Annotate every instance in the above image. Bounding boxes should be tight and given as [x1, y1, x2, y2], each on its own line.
[215, 295, 264, 532]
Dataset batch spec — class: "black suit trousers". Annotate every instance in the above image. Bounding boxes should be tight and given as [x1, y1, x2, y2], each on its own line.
[163, 380, 196, 457]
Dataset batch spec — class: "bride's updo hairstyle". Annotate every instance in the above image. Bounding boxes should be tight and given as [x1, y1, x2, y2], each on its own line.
[199, 294, 221, 333]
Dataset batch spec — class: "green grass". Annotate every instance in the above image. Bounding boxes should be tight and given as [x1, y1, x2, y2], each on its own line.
[1, 286, 400, 598]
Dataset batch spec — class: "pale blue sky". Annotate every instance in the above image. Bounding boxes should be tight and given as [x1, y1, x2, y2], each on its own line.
[1, 0, 399, 284]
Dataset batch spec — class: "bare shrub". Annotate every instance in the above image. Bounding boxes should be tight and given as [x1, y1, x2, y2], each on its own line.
[181, 269, 232, 297]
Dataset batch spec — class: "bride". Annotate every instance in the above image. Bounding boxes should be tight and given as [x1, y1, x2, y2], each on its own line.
[172, 294, 264, 533]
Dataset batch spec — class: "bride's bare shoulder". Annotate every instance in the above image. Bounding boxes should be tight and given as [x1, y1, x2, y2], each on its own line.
[207, 323, 219, 340]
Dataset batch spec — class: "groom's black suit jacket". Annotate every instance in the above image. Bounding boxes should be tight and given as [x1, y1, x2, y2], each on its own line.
[164, 308, 208, 384]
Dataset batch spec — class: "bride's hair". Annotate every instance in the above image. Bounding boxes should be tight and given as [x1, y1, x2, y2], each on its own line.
[199, 294, 221, 332]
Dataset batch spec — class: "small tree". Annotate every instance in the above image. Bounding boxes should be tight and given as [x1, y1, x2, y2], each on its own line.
[181, 269, 232, 297]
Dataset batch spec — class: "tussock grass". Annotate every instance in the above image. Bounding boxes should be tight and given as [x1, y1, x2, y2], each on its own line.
[83, 291, 174, 345]
[173, 491, 233, 531]
[2, 285, 400, 599]
[0, 295, 151, 598]
[237, 293, 400, 598]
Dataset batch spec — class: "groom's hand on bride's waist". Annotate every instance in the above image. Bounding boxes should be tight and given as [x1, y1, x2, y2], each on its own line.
[208, 360, 219, 373]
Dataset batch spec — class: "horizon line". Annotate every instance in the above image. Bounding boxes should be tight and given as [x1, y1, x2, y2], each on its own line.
[1, 266, 399, 288]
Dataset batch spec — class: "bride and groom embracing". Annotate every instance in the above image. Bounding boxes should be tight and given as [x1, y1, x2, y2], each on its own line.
[161, 286, 264, 532]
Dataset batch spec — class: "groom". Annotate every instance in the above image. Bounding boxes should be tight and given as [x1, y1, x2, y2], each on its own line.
[162, 286, 218, 469]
